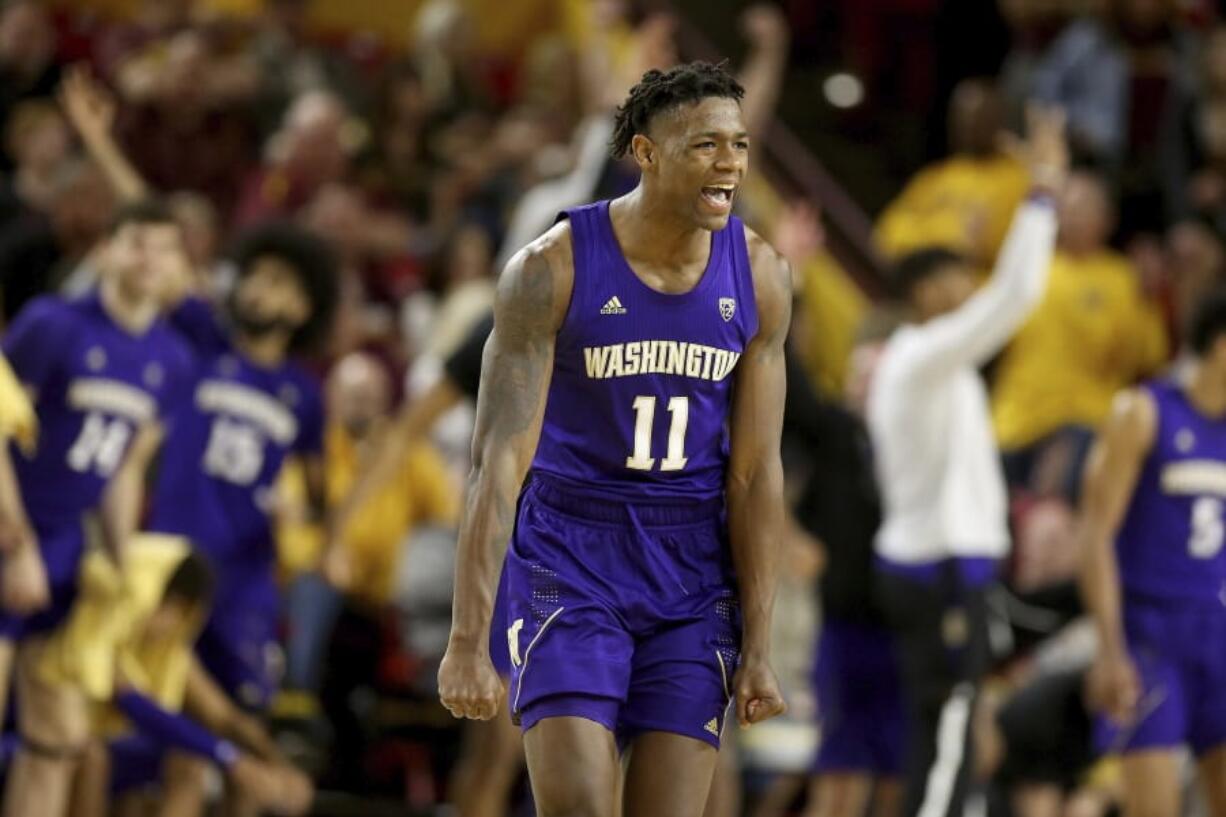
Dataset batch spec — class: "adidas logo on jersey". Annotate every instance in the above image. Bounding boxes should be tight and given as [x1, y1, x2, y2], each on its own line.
[704, 718, 720, 736]
[600, 296, 627, 315]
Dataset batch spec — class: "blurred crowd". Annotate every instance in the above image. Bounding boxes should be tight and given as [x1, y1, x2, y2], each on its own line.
[2, 0, 1226, 815]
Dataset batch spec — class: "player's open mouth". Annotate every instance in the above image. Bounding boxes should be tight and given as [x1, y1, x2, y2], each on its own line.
[701, 185, 736, 211]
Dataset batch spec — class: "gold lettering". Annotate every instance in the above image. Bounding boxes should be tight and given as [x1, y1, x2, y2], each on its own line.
[624, 342, 641, 376]
[724, 352, 741, 379]
[606, 344, 625, 378]
[700, 346, 716, 380]
[685, 344, 702, 378]
[666, 342, 685, 375]
[584, 346, 611, 379]
[642, 340, 658, 373]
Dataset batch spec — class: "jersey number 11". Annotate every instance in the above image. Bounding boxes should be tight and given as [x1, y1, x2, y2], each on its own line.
[626, 395, 689, 472]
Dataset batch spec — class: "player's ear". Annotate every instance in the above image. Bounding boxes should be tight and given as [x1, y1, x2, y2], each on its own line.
[631, 133, 656, 171]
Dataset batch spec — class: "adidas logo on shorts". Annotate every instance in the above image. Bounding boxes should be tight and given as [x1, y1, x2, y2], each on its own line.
[704, 718, 720, 736]
[600, 296, 628, 315]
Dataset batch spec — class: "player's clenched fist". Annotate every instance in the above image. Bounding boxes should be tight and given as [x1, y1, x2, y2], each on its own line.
[438, 644, 504, 720]
[733, 656, 787, 727]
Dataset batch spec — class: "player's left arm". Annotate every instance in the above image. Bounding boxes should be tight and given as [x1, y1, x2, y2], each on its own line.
[98, 421, 164, 563]
[726, 229, 791, 727]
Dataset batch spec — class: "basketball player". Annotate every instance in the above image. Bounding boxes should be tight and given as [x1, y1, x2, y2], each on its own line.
[438, 61, 791, 817]
[0, 200, 193, 817]
[1080, 289, 1226, 817]
[144, 222, 338, 815]
[867, 107, 1066, 817]
[150, 221, 337, 707]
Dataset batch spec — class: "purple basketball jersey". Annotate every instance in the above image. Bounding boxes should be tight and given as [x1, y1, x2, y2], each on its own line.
[149, 298, 324, 567]
[530, 201, 758, 501]
[2, 292, 190, 532]
[1115, 379, 1226, 607]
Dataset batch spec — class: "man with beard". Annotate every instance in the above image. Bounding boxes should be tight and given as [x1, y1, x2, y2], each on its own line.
[144, 221, 339, 815]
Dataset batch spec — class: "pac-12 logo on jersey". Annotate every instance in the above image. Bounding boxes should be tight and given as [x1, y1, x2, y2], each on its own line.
[719, 298, 736, 322]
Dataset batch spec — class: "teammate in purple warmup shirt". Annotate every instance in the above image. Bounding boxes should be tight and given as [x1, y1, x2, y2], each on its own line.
[438, 62, 791, 817]
[1081, 290, 1226, 817]
[150, 223, 338, 712]
[143, 222, 338, 817]
[0, 200, 193, 817]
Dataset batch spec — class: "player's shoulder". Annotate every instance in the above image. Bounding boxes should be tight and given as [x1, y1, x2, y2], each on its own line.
[516, 218, 576, 275]
[739, 224, 792, 336]
[1104, 385, 1159, 447]
[497, 220, 575, 332]
[15, 292, 74, 327]
[740, 225, 789, 279]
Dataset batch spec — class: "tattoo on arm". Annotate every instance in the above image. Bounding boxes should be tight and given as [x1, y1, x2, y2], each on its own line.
[451, 244, 561, 642]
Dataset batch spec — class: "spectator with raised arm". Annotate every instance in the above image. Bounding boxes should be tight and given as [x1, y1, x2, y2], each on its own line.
[876, 79, 1031, 272]
[992, 170, 1169, 504]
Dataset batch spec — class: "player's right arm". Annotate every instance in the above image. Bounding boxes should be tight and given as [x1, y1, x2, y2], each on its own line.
[1078, 388, 1157, 723]
[438, 229, 572, 721]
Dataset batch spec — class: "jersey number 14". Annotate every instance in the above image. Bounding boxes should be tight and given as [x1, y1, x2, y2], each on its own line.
[66, 413, 131, 476]
[626, 395, 689, 472]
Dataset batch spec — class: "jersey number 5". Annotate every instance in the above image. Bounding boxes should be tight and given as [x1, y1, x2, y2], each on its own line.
[1189, 496, 1225, 559]
[626, 395, 689, 471]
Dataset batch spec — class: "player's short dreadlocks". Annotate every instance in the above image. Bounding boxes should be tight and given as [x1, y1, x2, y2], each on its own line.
[610, 61, 745, 159]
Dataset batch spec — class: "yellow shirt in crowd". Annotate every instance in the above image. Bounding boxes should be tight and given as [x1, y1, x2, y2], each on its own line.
[278, 423, 459, 605]
[992, 249, 1169, 450]
[876, 155, 1031, 268]
[795, 252, 869, 396]
[37, 535, 197, 736]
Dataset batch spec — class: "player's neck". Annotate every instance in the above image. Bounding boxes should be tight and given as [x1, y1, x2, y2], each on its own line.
[235, 331, 289, 367]
[612, 189, 711, 267]
[1186, 363, 1226, 417]
[98, 276, 158, 335]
